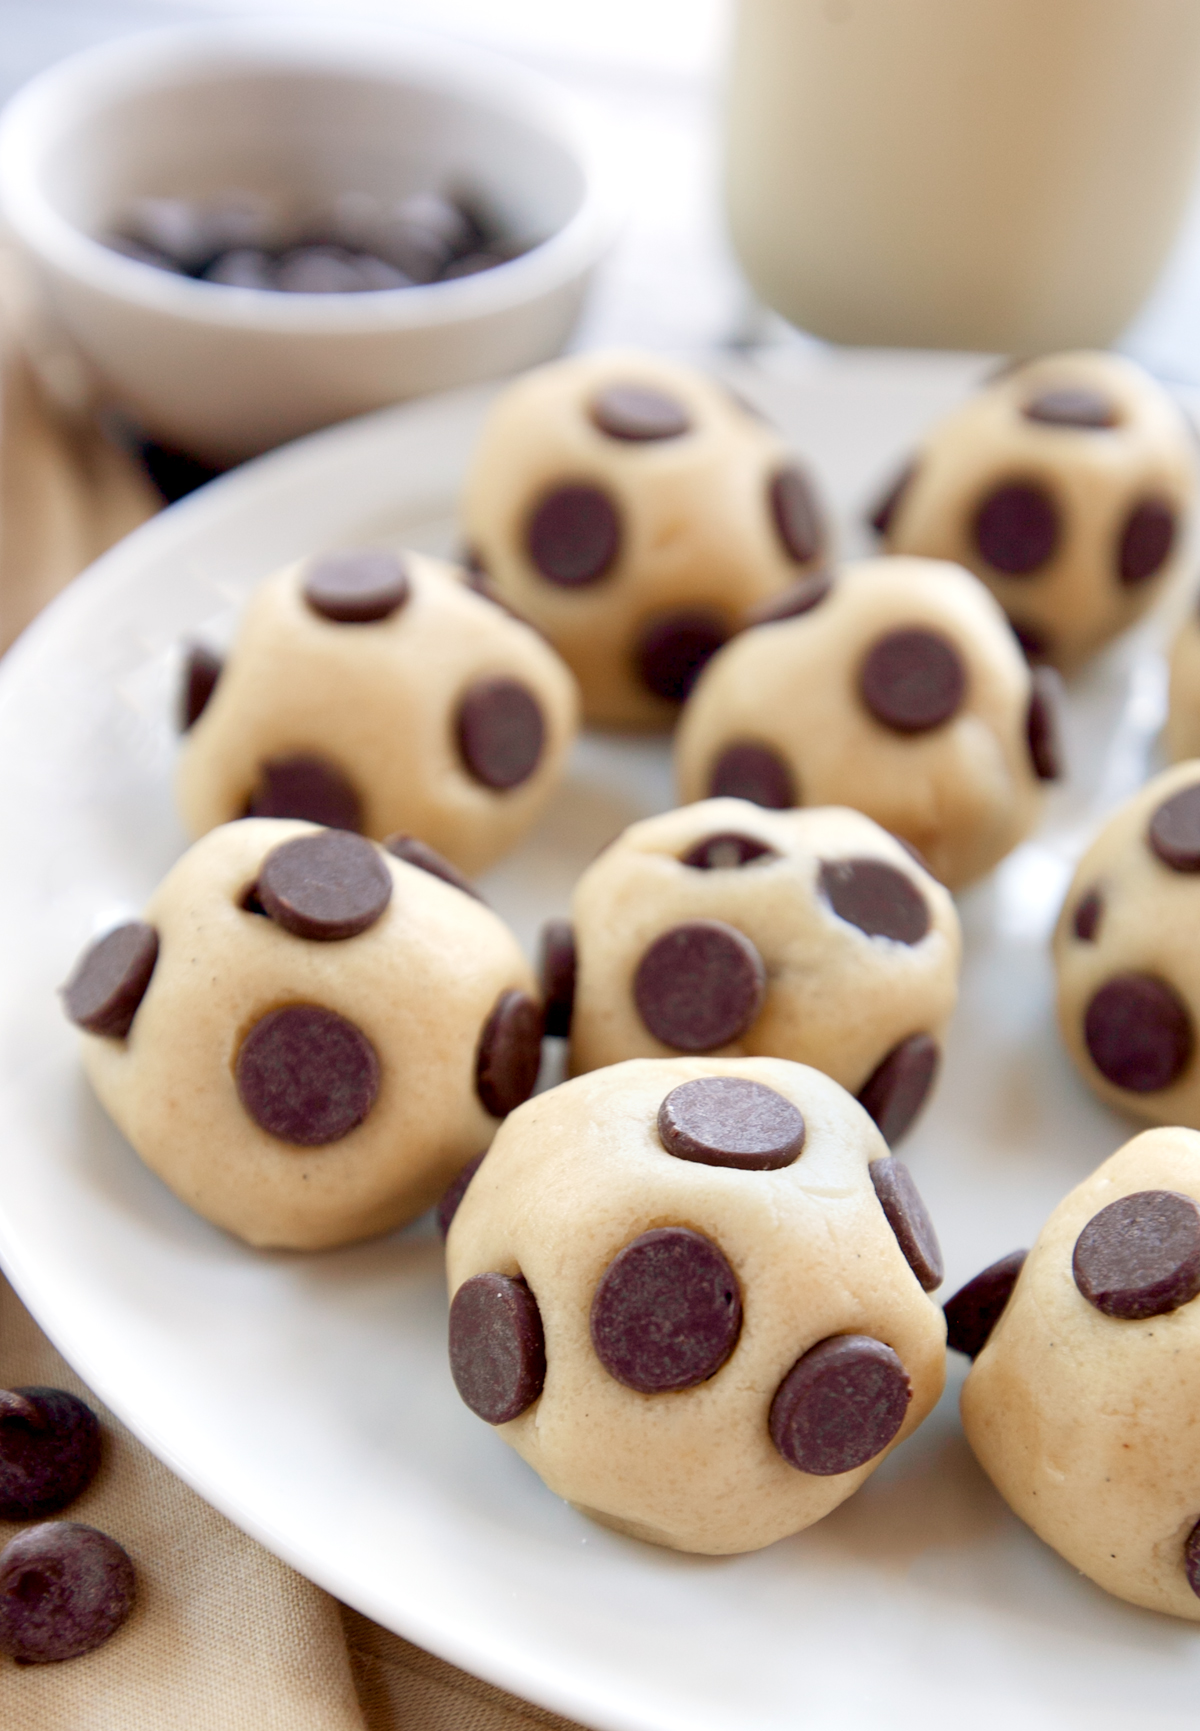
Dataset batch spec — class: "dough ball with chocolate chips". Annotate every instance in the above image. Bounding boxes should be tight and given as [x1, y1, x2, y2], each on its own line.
[544, 798, 960, 1145]
[873, 352, 1195, 675]
[1053, 762, 1200, 1130]
[675, 556, 1058, 889]
[445, 1056, 946, 1554]
[961, 1126, 1200, 1619]
[62, 819, 541, 1249]
[460, 350, 830, 728]
[176, 547, 578, 877]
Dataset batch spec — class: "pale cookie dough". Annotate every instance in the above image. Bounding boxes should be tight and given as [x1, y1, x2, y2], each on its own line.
[1054, 761, 1200, 1129]
[675, 556, 1059, 890]
[176, 547, 579, 878]
[961, 1127, 1200, 1620]
[874, 351, 1196, 675]
[444, 1057, 947, 1555]
[1166, 598, 1200, 763]
[61, 820, 542, 1250]
[460, 349, 829, 729]
[541, 798, 960, 1145]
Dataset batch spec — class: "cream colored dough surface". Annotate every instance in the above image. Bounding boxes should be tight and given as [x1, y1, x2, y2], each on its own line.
[1167, 600, 1200, 762]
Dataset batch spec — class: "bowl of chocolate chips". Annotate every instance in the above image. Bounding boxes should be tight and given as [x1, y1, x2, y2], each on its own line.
[0, 20, 618, 463]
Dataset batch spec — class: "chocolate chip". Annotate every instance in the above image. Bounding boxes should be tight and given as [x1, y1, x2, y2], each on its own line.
[769, 1335, 911, 1476]
[0, 1523, 135, 1664]
[0, 1391, 101, 1522]
[707, 742, 796, 809]
[657, 1076, 805, 1170]
[202, 247, 276, 289]
[590, 1227, 742, 1392]
[449, 1273, 546, 1424]
[680, 832, 778, 870]
[1083, 974, 1193, 1093]
[769, 466, 822, 564]
[302, 549, 410, 623]
[1185, 1518, 1200, 1600]
[437, 1151, 488, 1241]
[475, 990, 543, 1118]
[180, 644, 222, 730]
[943, 1250, 1028, 1357]
[633, 920, 766, 1051]
[974, 481, 1059, 574]
[255, 830, 392, 940]
[860, 629, 966, 733]
[539, 920, 575, 1039]
[819, 858, 929, 944]
[1009, 618, 1051, 663]
[1073, 1190, 1200, 1319]
[247, 755, 362, 832]
[61, 922, 158, 1040]
[746, 571, 833, 627]
[1119, 500, 1175, 586]
[1027, 665, 1064, 781]
[1022, 387, 1118, 429]
[1148, 784, 1200, 871]
[456, 678, 545, 790]
[382, 834, 484, 902]
[1073, 889, 1103, 942]
[526, 485, 620, 586]
[856, 1033, 939, 1145]
[589, 384, 691, 442]
[635, 610, 729, 703]
[236, 1004, 380, 1144]
[868, 462, 915, 536]
[869, 1157, 943, 1291]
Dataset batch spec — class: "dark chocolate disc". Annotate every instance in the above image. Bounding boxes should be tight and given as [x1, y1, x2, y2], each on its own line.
[526, 484, 620, 586]
[747, 571, 834, 627]
[1072, 889, 1103, 942]
[448, 1273, 546, 1424]
[769, 466, 822, 564]
[859, 628, 967, 733]
[856, 1033, 939, 1146]
[1009, 618, 1051, 664]
[456, 678, 545, 790]
[1148, 784, 1200, 872]
[539, 920, 576, 1039]
[707, 742, 796, 810]
[635, 610, 728, 703]
[589, 384, 691, 441]
[437, 1151, 488, 1241]
[256, 830, 391, 940]
[681, 832, 778, 870]
[1022, 387, 1117, 429]
[633, 920, 766, 1051]
[1072, 1189, 1200, 1319]
[247, 754, 363, 832]
[0, 1522, 136, 1664]
[236, 1004, 380, 1144]
[868, 462, 915, 537]
[1119, 499, 1175, 587]
[818, 858, 929, 944]
[973, 481, 1059, 575]
[0, 1390, 101, 1521]
[382, 834, 484, 902]
[869, 1157, 944, 1291]
[656, 1076, 805, 1170]
[180, 643, 222, 730]
[302, 549, 410, 623]
[769, 1335, 911, 1476]
[1083, 973, 1193, 1093]
[943, 1250, 1028, 1358]
[475, 990, 543, 1118]
[1027, 665, 1064, 781]
[1186, 1518, 1200, 1600]
[61, 922, 158, 1040]
[590, 1227, 742, 1392]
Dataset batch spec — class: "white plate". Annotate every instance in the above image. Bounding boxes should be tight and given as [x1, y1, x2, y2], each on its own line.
[0, 349, 1198, 1731]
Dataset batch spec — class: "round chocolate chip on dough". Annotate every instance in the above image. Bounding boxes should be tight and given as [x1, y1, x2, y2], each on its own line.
[769, 1335, 911, 1476]
[747, 570, 833, 627]
[247, 754, 363, 832]
[0, 1522, 136, 1664]
[1073, 1190, 1200, 1320]
[1022, 387, 1118, 429]
[633, 920, 766, 1052]
[526, 484, 620, 586]
[868, 461, 915, 536]
[1119, 499, 1175, 587]
[1083, 974, 1194, 1093]
[475, 989, 543, 1118]
[539, 920, 576, 1039]
[1027, 665, 1064, 781]
[680, 832, 778, 870]
[0, 1390, 101, 1522]
[256, 830, 392, 941]
[382, 834, 484, 902]
[707, 741, 796, 809]
[856, 1033, 940, 1146]
[437, 1151, 488, 1241]
[590, 1227, 742, 1393]
[769, 466, 822, 564]
[635, 610, 729, 703]
[943, 1249, 1028, 1358]
[235, 1004, 381, 1145]
[1148, 784, 1200, 872]
[869, 1157, 944, 1291]
[859, 629, 967, 733]
[180, 644, 222, 731]
[1073, 889, 1104, 942]
[1186, 1520, 1200, 1600]
[449, 1272, 546, 1424]
[61, 922, 158, 1040]
[656, 1076, 805, 1171]
[589, 384, 691, 442]
[1009, 618, 1051, 664]
[818, 858, 929, 945]
[456, 677, 545, 790]
[973, 481, 1059, 575]
[302, 549, 410, 623]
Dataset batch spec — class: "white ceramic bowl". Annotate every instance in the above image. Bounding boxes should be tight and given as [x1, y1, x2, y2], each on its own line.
[0, 21, 620, 463]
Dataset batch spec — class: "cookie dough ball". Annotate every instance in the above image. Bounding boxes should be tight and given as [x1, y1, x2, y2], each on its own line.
[1053, 761, 1200, 1129]
[61, 820, 542, 1249]
[542, 799, 960, 1145]
[176, 548, 578, 877]
[445, 1057, 947, 1554]
[874, 352, 1196, 675]
[675, 556, 1060, 890]
[960, 1127, 1200, 1619]
[460, 349, 830, 728]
